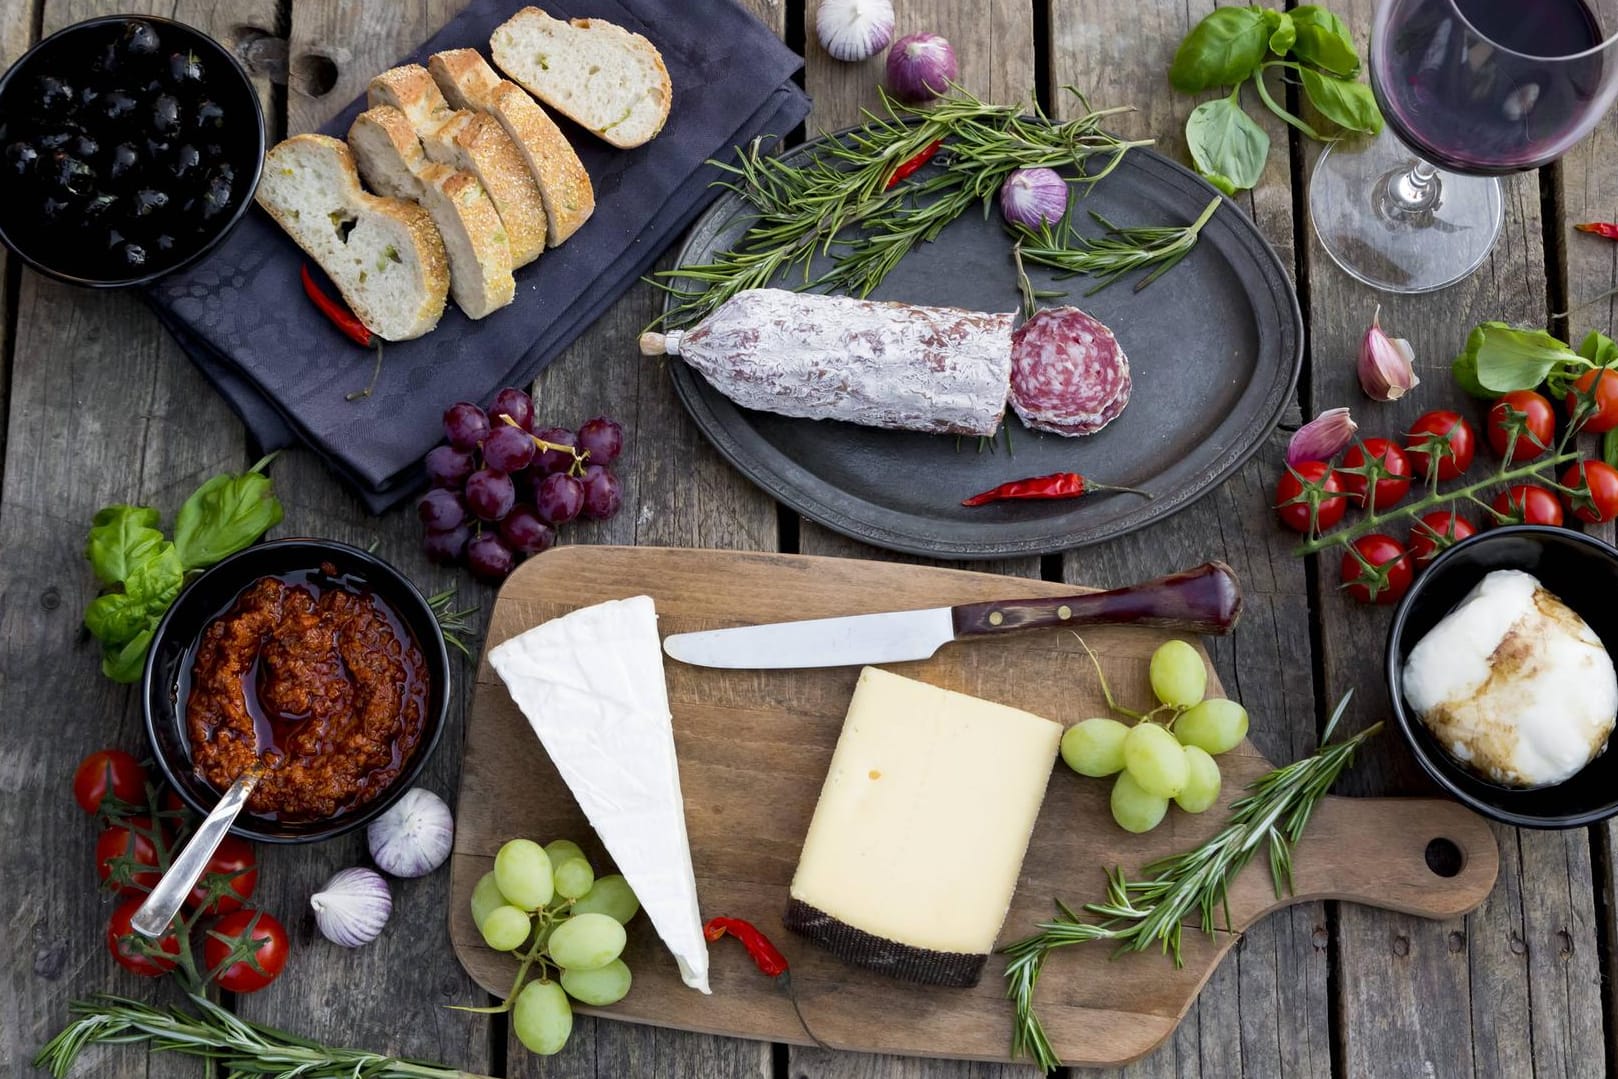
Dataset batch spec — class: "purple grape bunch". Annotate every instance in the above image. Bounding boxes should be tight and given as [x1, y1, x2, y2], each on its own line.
[418, 387, 625, 582]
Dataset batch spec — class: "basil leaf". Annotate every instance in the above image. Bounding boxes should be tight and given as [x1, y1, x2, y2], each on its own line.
[1268, 11, 1297, 55]
[1605, 427, 1618, 469]
[85, 592, 154, 646]
[1291, 6, 1360, 76]
[1169, 7, 1270, 93]
[85, 505, 164, 586]
[124, 542, 184, 611]
[1577, 330, 1618, 366]
[1300, 68, 1383, 134]
[1451, 325, 1495, 398]
[1186, 95, 1270, 194]
[173, 460, 283, 571]
[1474, 323, 1579, 392]
[102, 625, 156, 684]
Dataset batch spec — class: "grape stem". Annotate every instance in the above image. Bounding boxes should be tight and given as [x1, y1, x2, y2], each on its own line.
[449, 905, 572, 1016]
[500, 416, 592, 478]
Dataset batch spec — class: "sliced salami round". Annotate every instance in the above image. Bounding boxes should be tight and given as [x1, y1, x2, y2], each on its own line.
[1008, 306, 1131, 436]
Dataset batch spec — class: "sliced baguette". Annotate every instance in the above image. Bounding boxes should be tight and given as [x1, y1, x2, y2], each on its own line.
[428, 48, 595, 245]
[368, 64, 546, 266]
[254, 134, 447, 341]
[489, 6, 671, 149]
[348, 107, 515, 320]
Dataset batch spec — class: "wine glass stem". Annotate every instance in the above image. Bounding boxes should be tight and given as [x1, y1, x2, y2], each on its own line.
[1388, 159, 1441, 215]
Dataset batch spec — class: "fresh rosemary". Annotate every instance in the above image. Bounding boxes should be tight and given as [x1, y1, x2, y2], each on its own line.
[652, 86, 1153, 328]
[1012, 194, 1223, 296]
[428, 586, 481, 658]
[1002, 692, 1380, 1071]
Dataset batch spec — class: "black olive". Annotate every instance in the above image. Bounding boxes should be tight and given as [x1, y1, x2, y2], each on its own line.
[6, 141, 39, 176]
[41, 196, 70, 220]
[167, 50, 204, 85]
[145, 136, 171, 159]
[132, 187, 169, 216]
[193, 99, 225, 129]
[83, 192, 118, 221]
[36, 75, 75, 116]
[151, 94, 181, 135]
[121, 241, 147, 267]
[101, 90, 138, 121]
[200, 174, 232, 219]
[122, 21, 160, 57]
[70, 134, 99, 159]
[37, 131, 74, 152]
[105, 227, 124, 248]
[170, 143, 200, 178]
[95, 39, 120, 75]
[108, 142, 139, 181]
[204, 143, 223, 158]
[155, 233, 175, 251]
[52, 153, 96, 197]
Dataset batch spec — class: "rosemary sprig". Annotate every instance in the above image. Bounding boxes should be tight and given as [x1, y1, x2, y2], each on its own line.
[1002, 692, 1379, 1071]
[1013, 195, 1222, 296]
[428, 586, 481, 658]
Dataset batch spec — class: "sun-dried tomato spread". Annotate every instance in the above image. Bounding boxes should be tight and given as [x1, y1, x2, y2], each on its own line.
[185, 569, 428, 819]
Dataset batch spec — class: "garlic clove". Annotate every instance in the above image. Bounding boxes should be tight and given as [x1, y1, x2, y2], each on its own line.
[815, 0, 895, 62]
[1286, 407, 1358, 466]
[311, 867, 392, 948]
[367, 787, 454, 879]
[1359, 307, 1421, 402]
[999, 167, 1070, 229]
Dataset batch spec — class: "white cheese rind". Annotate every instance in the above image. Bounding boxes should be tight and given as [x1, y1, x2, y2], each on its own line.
[489, 595, 710, 993]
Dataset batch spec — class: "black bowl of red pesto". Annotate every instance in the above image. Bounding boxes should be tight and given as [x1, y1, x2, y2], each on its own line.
[143, 539, 451, 844]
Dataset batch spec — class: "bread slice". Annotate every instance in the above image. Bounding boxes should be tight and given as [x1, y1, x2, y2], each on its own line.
[348, 107, 515, 320]
[428, 48, 595, 245]
[489, 7, 671, 149]
[368, 65, 546, 266]
[255, 134, 447, 341]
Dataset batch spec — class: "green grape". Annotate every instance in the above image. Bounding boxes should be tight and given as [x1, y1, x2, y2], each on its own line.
[571, 874, 640, 924]
[544, 839, 587, 866]
[554, 857, 595, 900]
[1060, 718, 1130, 777]
[1174, 746, 1222, 814]
[1149, 640, 1207, 709]
[1110, 771, 1168, 833]
[512, 979, 573, 1055]
[495, 838, 554, 910]
[470, 871, 506, 931]
[480, 905, 533, 952]
[1174, 698, 1250, 755]
[546, 912, 626, 971]
[560, 958, 633, 1006]
[1123, 722, 1188, 798]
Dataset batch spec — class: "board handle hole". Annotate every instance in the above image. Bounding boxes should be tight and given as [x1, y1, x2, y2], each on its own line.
[1425, 837, 1464, 878]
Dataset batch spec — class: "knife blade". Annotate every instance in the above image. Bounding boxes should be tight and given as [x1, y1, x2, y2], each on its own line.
[661, 561, 1242, 670]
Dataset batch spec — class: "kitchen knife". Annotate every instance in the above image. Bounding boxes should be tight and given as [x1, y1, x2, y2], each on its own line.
[661, 561, 1241, 670]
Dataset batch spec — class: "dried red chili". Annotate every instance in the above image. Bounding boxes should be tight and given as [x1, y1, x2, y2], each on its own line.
[1576, 222, 1618, 240]
[704, 916, 824, 1047]
[300, 264, 375, 347]
[960, 471, 1150, 506]
[884, 139, 943, 190]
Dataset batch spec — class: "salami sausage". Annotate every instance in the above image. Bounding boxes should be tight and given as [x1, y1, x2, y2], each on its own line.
[1008, 306, 1131, 436]
[639, 289, 1015, 437]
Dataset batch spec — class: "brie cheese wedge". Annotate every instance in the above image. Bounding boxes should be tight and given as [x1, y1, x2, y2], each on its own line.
[489, 595, 711, 993]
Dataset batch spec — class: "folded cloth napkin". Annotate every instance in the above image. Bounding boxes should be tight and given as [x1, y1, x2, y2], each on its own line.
[148, 0, 809, 512]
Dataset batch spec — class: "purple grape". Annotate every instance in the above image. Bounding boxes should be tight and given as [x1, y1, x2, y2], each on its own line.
[417, 488, 466, 531]
[465, 469, 516, 521]
[467, 533, 515, 582]
[443, 402, 490, 451]
[422, 523, 471, 565]
[576, 416, 624, 467]
[578, 465, 623, 520]
[532, 426, 578, 474]
[534, 473, 585, 525]
[482, 424, 537, 473]
[424, 444, 475, 489]
[499, 506, 557, 555]
[490, 387, 534, 432]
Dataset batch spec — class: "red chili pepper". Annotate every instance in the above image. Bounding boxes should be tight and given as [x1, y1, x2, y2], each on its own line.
[1576, 222, 1618, 240]
[884, 139, 943, 190]
[704, 916, 826, 1047]
[300, 263, 375, 347]
[961, 471, 1150, 506]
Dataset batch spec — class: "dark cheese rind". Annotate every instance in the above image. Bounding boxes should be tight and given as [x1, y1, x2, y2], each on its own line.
[783, 897, 986, 988]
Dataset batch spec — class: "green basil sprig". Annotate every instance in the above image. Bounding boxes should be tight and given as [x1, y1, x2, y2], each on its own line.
[1451, 323, 1618, 398]
[82, 455, 283, 682]
[1169, 4, 1381, 194]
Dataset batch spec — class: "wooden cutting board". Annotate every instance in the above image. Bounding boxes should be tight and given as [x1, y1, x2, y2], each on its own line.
[448, 546, 1498, 1067]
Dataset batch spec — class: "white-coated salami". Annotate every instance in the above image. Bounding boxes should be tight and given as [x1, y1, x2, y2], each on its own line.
[639, 289, 1015, 437]
[1008, 306, 1131, 436]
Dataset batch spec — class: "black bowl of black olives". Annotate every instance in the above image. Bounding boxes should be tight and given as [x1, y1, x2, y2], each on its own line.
[0, 15, 264, 286]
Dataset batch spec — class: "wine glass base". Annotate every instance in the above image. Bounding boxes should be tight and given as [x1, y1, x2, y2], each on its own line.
[1310, 128, 1504, 295]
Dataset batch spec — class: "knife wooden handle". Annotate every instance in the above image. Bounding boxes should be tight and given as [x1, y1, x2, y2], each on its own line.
[950, 562, 1243, 639]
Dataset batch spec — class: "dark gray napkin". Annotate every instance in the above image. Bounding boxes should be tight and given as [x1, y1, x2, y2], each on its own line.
[147, 0, 809, 512]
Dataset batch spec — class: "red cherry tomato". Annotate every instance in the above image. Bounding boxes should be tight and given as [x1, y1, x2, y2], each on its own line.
[1560, 460, 1618, 524]
[106, 896, 179, 977]
[204, 909, 289, 993]
[1485, 390, 1556, 462]
[1492, 484, 1564, 526]
[1340, 534, 1413, 605]
[185, 835, 258, 914]
[1408, 511, 1478, 566]
[1340, 438, 1412, 512]
[1405, 411, 1476, 482]
[1566, 369, 1618, 433]
[1274, 460, 1347, 533]
[96, 819, 163, 896]
[72, 750, 146, 814]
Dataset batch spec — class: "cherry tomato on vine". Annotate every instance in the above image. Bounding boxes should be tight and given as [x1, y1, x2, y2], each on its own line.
[1485, 390, 1556, 462]
[1340, 438, 1412, 512]
[96, 818, 162, 896]
[1340, 534, 1413, 605]
[106, 896, 179, 977]
[72, 750, 146, 814]
[1492, 484, 1564, 526]
[1408, 511, 1477, 566]
[1274, 460, 1347, 533]
[1560, 460, 1618, 523]
[1405, 411, 1476, 482]
[204, 909, 289, 993]
[185, 835, 258, 914]
[1565, 369, 1618, 433]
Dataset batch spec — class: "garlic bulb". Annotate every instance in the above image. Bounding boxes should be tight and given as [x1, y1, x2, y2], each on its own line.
[999, 167, 1069, 229]
[886, 32, 958, 103]
[311, 867, 392, 948]
[816, 0, 895, 62]
[367, 788, 454, 878]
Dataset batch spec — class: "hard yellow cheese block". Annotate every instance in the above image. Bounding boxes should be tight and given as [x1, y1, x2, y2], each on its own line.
[784, 666, 1062, 987]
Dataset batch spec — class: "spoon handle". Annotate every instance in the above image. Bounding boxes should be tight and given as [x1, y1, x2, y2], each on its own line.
[131, 772, 258, 939]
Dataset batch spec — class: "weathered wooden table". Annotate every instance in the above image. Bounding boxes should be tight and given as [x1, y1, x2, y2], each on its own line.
[1, 0, 1610, 1076]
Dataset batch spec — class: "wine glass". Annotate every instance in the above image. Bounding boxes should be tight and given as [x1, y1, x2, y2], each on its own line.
[1311, 0, 1618, 294]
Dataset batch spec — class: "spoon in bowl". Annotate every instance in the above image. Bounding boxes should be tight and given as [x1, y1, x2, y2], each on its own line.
[131, 767, 260, 938]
